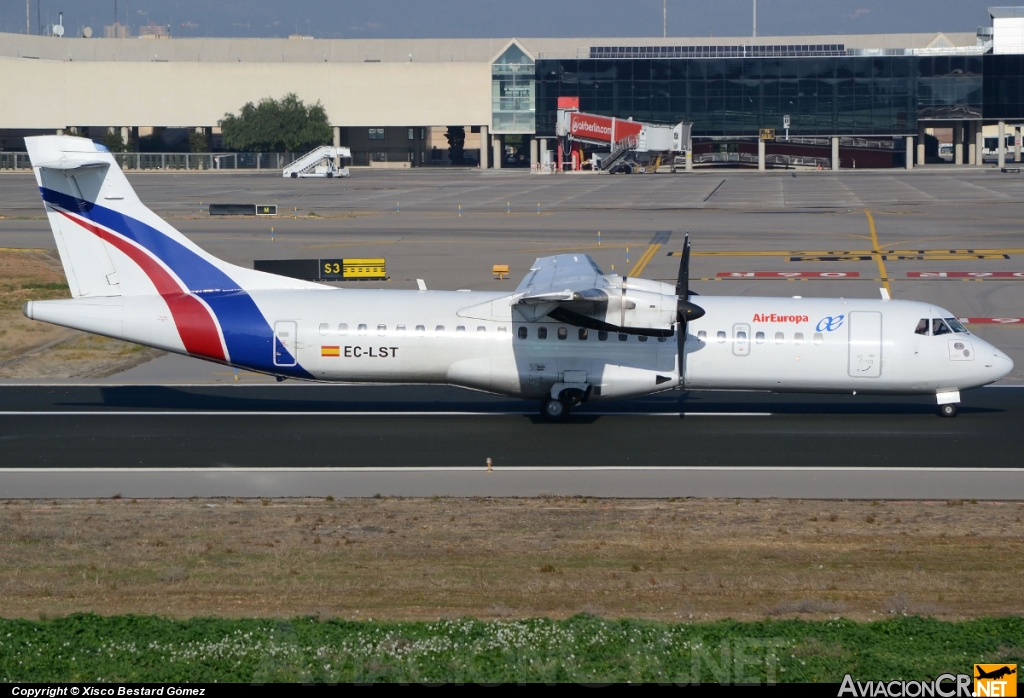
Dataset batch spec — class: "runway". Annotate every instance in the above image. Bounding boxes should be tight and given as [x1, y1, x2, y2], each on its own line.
[1, 384, 1022, 499]
[3, 170, 1024, 498]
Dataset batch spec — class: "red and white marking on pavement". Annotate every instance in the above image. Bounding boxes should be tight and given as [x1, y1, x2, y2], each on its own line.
[908, 272, 1024, 278]
[716, 272, 861, 278]
[959, 317, 1024, 324]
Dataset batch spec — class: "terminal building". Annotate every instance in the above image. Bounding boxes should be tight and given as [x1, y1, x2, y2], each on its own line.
[3, 7, 1024, 170]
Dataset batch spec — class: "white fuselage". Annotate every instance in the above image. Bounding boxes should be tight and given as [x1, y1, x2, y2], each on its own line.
[31, 288, 1007, 401]
[23, 135, 1013, 407]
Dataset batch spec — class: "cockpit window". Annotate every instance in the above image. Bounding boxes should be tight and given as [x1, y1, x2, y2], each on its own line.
[945, 317, 969, 334]
[932, 318, 952, 336]
[914, 319, 929, 335]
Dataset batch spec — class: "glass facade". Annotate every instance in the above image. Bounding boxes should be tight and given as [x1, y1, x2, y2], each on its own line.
[492, 43, 536, 134]
[536, 55, 984, 138]
[983, 54, 1024, 120]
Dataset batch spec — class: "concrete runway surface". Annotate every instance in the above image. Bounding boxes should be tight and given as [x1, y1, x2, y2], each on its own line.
[2, 169, 1024, 498]
[0, 385, 1021, 499]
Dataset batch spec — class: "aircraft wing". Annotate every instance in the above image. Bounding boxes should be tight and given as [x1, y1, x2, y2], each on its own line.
[514, 254, 606, 303]
[512, 254, 678, 335]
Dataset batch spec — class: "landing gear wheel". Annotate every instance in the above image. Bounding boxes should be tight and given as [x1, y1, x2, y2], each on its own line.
[938, 403, 959, 418]
[540, 397, 570, 421]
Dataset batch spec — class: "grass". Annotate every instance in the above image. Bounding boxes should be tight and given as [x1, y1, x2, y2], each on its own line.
[0, 249, 163, 377]
[2, 497, 1023, 621]
[0, 614, 1020, 683]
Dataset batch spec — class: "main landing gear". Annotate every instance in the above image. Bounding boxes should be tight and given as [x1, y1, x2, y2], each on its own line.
[539, 388, 589, 422]
[938, 403, 958, 418]
[540, 396, 569, 421]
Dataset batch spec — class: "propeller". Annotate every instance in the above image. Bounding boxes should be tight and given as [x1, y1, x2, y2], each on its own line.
[676, 232, 705, 380]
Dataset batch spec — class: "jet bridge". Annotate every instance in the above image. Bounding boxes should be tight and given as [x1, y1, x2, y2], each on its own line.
[555, 97, 691, 173]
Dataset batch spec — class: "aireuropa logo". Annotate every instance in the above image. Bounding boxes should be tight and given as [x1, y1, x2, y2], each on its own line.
[975, 664, 1017, 697]
[816, 314, 845, 332]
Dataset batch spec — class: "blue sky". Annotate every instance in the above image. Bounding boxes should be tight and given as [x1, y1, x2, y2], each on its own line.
[1, 1, 1001, 39]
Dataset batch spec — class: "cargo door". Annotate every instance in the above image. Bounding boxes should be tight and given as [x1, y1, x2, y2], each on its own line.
[848, 311, 882, 377]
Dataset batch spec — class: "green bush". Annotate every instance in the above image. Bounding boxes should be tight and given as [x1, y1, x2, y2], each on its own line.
[0, 614, 1021, 683]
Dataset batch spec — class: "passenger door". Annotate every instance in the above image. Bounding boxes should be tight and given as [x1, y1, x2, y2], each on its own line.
[848, 311, 881, 377]
[732, 323, 751, 356]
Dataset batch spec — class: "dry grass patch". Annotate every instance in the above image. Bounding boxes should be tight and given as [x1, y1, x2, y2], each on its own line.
[0, 249, 163, 377]
[1, 497, 1022, 621]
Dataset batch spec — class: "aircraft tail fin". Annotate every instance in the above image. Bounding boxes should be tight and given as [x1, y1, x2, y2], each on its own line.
[25, 135, 321, 299]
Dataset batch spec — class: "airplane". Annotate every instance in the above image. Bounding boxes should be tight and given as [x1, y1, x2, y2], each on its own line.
[975, 666, 1016, 681]
[21, 135, 1015, 420]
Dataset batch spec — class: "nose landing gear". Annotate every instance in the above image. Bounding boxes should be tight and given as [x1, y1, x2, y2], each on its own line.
[936, 390, 960, 418]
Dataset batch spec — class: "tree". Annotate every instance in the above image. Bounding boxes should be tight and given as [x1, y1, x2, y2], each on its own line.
[219, 93, 332, 152]
[445, 126, 465, 165]
[188, 130, 209, 153]
[100, 130, 130, 153]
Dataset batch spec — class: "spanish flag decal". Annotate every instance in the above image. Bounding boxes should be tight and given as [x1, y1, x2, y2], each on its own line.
[321, 346, 341, 357]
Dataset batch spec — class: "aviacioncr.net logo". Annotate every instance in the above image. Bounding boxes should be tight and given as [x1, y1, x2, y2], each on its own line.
[817, 315, 845, 332]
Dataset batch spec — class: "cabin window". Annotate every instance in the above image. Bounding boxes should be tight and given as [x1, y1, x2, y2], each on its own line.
[598, 331, 608, 341]
[697, 330, 707, 340]
[357, 323, 368, 336]
[396, 324, 407, 335]
[477, 326, 486, 332]
[716, 331, 726, 343]
[415, 325, 425, 336]
[435, 325, 445, 334]
[657, 336, 667, 342]
[618, 333, 628, 341]
[794, 332, 804, 345]
[813, 332, 824, 345]
[538, 327, 548, 340]
[755, 331, 765, 344]
[456, 325, 466, 332]
[338, 323, 349, 336]
[578, 328, 589, 340]
[557, 327, 568, 340]
[498, 326, 507, 333]
[377, 324, 387, 336]
[932, 319, 952, 336]
[736, 330, 747, 341]
[774, 332, 784, 344]
[319, 323, 330, 336]
[638, 335, 648, 342]
[915, 319, 929, 335]
[518, 327, 528, 339]
[945, 318, 968, 333]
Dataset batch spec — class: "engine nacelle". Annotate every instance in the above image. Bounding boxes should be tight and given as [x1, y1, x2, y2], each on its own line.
[616, 288, 678, 330]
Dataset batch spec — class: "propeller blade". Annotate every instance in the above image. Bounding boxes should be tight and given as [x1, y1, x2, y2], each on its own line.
[676, 232, 702, 383]
[675, 232, 691, 298]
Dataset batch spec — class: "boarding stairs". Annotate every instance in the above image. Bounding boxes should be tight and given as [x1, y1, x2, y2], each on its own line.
[599, 135, 640, 173]
[282, 145, 352, 178]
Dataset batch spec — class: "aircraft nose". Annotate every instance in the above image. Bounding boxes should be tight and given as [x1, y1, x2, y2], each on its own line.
[984, 345, 1015, 381]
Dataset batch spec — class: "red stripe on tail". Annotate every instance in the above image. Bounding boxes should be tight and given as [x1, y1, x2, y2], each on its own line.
[58, 211, 227, 361]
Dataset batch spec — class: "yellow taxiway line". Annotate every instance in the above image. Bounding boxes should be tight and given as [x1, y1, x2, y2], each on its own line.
[865, 209, 892, 297]
[629, 243, 661, 277]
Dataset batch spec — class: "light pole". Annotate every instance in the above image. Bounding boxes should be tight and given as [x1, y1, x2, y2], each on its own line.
[663, 0, 667, 38]
[753, 0, 757, 37]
